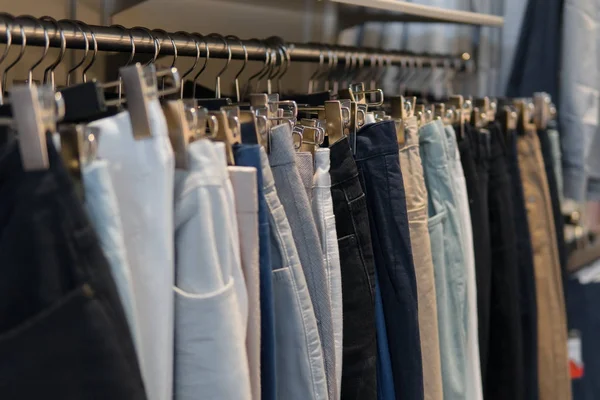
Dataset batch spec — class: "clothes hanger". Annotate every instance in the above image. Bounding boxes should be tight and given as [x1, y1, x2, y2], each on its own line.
[0, 17, 13, 105]
[2, 19, 26, 96]
[175, 31, 199, 99]
[307, 49, 325, 94]
[41, 16, 65, 91]
[62, 20, 87, 87]
[17, 15, 49, 86]
[152, 29, 178, 95]
[226, 35, 247, 103]
[190, 33, 210, 99]
[244, 39, 269, 97]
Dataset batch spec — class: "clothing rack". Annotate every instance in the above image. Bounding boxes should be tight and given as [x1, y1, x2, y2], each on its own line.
[0, 15, 471, 70]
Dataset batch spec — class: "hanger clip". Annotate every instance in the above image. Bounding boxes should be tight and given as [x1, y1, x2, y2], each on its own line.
[11, 84, 65, 171]
[120, 63, 180, 139]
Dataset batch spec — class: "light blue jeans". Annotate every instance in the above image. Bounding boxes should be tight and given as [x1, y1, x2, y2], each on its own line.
[419, 121, 468, 400]
[260, 148, 328, 400]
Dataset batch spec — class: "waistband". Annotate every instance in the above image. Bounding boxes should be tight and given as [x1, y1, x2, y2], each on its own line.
[329, 136, 359, 185]
[418, 120, 448, 168]
[354, 120, 399, 161]
[268, 123, 296, 167]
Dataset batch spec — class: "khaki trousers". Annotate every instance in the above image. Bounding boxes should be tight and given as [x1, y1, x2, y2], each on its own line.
[517, 130, 571, 400]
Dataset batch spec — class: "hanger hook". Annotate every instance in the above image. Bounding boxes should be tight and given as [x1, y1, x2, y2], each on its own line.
[245, 39, 268, 96]
[275, 43, 290, 94]
[0, 16, 12, 105]
[191, 33, 209, 98]
[75, 20, 97, 83]
[207, 33, 231, 99]
[225, 35, 247, 102]
[308, 48, 324, 94]
[40, 16, 65, 90]
[152, 29, 177, 69]
[60, 19, 88, 86]
[132, 26, 160, 66]
[110, 24, 134, 105]
[257, 47, 275, 93]
[176, 31, 199, 98]
[267, 46, 283, 94]
[16, 16, 48, 86]
[3, 19, 26, 93]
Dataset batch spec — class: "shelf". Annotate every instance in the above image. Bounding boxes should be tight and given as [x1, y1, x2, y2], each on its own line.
[330, 0, 504, 28]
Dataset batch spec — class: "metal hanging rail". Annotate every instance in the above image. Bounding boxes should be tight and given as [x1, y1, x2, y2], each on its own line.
[0, 15, 472, 70]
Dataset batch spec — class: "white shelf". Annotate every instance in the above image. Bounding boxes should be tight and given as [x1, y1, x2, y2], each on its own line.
[330, 0, 504, 27]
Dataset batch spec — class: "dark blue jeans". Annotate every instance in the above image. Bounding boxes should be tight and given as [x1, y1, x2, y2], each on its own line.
[233, 144, 276, 400]
[354, 121, 423, 400]
[0, 134, 146, 399]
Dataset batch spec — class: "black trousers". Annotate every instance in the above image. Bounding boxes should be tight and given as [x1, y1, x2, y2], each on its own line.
[354, 121, 423, 400]
[485, 122, 524, 400]
[506, 128, 539, 400]
[460, 124, 492, 383]
[330, 137, 377, 400]
[0, 135, 147, 399]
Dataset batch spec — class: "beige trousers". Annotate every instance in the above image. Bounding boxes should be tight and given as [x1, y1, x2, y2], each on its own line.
[399, 117, 444, 400]
[517, 130, 571, 400]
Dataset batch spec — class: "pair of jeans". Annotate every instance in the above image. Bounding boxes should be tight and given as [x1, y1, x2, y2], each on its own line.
[90, 104, 174, 400]
[537, 128, 568, 299]
[0, 134, 146, 399]
[172, 140, 250, 400]
[260, 148, 328, 400]
[330, 137, 378, 399]
[459, 126, 492, 387]
[268, 124, 336, 400]
[355, 120, 423, 400]
[485, 122, 524, 400]
[504, 127, 539, 400]
[399, 117, 443, 400]
[443, 123, 483, 400]
[311, 148, 343, 397]
[517, 129, 571, 400]
[419, 120, 467, 400]
[234, 144, 276, 400]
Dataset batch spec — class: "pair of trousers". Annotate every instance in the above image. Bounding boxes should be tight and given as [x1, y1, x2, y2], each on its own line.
[0, 134, 146, 399]
[172, 140, 250, 400]
[82, 160, 141, 354]
[311, 148, 344, 397]
[234, 144, 276, 400]
[330, 137, 378, 399]
[485, 122, 524, 400]
[443, 123, 483, 400]
[419, 120, 467, 400]
[517, 129, 571, 400]
[230, 167, 261, 400]
[355, 120, 423, 400]
[537, 128, 568, 299]
[459, 126, 492, 387]
[505, 128, 539, 400]
[260, 147, 328, 400]
[91, 104, 174, 400]
[399, 117, 443, 400]
[268, 124, 336, 400]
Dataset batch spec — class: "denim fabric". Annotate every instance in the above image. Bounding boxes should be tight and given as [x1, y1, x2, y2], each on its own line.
[566, 278, 600, 400]
[234, 144, 276, 400]
[355, 120, 423, 400]
[230, 167, 261, 400]
[82, 160, 141, 354]
[91, 103, 174, 400]
[297, 152, 314, 201]
[443, 124, 483, 400]
[517, 129, 571, 400]
[172, 140, 250, 400]
[458, 127, 492, 387]
[399, 117, 443, 400]
[485, 123, 524, 400]
[311, 148, 343, 397]
[0, 135, 146, 399]
[260, 148, 328, 400]
[419, 120, 467, 400]
[329, 137, 377, 400]
[268, 124, 336, 399]
[547, 127, 564, 205]
[537, 128, 568, 299]
[375, 274, 396, 400]
[504, 128, 539, 400]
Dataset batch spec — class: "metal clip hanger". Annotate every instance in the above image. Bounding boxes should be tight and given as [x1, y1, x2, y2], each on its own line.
[210, 107, 241, 165]
[296, 118, 325, 155]
[10, 84, 65, 171]
[514, 99, 537, 133]
[533, 92, 551, 130]
[59, 123, 99, 200]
